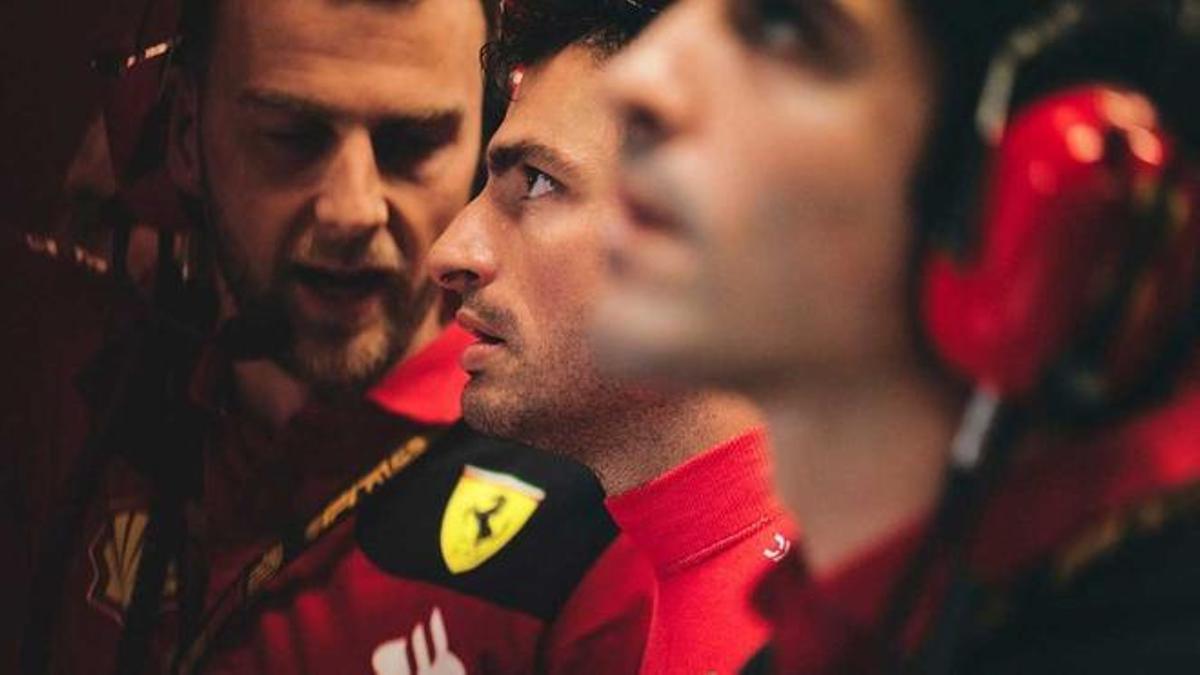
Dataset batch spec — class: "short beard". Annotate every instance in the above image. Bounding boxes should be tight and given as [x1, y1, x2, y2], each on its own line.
[459, 323, 655, 456]
[211, 220, 435, 398]
[283, 281, 435, 397]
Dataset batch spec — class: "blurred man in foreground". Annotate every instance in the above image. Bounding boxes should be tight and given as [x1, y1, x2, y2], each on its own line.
[595, 0, 1200, 672]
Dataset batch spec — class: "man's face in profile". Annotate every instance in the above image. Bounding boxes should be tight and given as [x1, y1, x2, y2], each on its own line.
[429, 45, 642, 449]
[592, 0, 937, 392]
[173, 0, 487, 392]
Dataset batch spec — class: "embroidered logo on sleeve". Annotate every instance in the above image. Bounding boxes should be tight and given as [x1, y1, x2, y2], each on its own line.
[439, 465, 544, 574]
[763, 532, 792, 563]
[372, 607, 465, 675]
[87, 509, 179, 623]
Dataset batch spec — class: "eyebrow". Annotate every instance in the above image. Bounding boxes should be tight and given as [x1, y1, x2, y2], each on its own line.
[486, 139, 582, 183]
[238, 88, 464, 131]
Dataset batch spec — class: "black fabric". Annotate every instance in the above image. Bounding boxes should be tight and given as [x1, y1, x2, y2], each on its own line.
[959, 511, 1200, 674]
[743, 509, 1200, 674]
[741, 645, 775, 674]
[356, 421, 619, 621]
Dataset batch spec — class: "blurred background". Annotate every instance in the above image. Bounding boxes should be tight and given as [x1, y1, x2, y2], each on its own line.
[0, 0, 137, 241]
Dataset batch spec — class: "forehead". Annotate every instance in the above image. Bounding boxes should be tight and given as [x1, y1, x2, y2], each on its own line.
[212, 0, 486, 116]
[491, 45, 619, 176]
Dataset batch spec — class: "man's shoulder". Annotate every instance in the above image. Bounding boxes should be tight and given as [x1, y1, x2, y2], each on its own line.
[1, 232, 135, 527]
[356, 422, 619, 621]
[966, 489, 1200, 674]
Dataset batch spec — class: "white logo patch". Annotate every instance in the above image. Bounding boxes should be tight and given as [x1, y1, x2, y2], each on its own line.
[372, 607, 465, 675]
[763, 532, 792, 563]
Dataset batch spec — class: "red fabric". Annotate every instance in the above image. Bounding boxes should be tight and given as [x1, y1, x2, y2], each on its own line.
[607, 429, 798, 674]
[1, 239, 126, 675]
[368, 325, 472, 425]
[754, 379, 1200, 674]
[31, 321, 652, 674]
[538, 534, 658, 674]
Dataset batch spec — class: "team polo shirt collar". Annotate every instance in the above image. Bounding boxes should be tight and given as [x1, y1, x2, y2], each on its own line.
[367, 324, 471, 425]
[605, 428, 785, 575]
[752, 379, 1200, 673]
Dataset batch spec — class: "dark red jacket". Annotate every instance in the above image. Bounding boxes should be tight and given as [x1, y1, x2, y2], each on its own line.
[6, 248, 654, 674]
[746, 379, 1200, 674]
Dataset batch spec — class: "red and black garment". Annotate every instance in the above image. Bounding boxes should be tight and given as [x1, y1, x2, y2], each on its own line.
[743, 377, 1200, 674]
[12, 304, 654, 675]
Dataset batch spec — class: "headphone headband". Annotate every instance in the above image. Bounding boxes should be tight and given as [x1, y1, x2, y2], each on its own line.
[975, 1, 1086, 146]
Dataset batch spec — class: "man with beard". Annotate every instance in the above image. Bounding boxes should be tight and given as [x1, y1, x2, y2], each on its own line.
[11, 1, 652, 673]
[428, 1, 796, 672]
[595, 0, 1200, 672]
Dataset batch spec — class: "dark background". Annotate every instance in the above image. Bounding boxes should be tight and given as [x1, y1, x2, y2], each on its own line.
[0, 0, 149, 238]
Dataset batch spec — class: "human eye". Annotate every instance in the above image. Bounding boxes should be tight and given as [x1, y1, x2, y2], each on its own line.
[374, 118, 459, 178]
[727, 0, 854, 70]
[259, 119, 332, 161]
[521, 166, 561, 200]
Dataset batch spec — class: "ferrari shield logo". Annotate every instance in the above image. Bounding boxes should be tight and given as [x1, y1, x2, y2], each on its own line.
[440, 465, 544, 574]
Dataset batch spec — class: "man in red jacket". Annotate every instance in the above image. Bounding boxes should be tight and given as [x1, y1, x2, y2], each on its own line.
[595, 0, 1200, 672]
[429, 2, 796, 672]
[10, 0, 653, 673]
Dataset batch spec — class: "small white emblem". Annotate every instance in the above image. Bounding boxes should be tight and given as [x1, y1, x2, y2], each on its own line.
[372, 607, 465, 675]
[763, 532, 792, 563]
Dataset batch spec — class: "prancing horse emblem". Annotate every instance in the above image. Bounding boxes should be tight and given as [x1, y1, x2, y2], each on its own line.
[440, 466, 544, 574]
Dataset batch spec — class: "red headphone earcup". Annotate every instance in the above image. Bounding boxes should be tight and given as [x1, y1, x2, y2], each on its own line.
[922, 86, 1200, 402]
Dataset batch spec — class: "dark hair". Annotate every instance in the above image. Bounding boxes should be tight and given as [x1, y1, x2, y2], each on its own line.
[482, 0, 667, 104]
[177, 0, 501, 79]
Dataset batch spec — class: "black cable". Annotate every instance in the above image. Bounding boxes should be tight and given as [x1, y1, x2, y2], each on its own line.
[878, 394, 1023, 675]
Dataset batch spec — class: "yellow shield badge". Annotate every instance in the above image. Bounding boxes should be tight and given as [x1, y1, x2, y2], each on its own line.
[440, 465, 545, 574]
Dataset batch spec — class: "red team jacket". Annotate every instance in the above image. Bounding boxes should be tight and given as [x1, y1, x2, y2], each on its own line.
[746, 377, 1200, 673]
[8, 260, 656, 675]
[608, 429, 797, 674]
[6, 243, 791, 674]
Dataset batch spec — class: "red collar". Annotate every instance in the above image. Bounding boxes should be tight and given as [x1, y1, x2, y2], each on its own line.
[367, 325, 470, 425]
[605, 428, 790, 575]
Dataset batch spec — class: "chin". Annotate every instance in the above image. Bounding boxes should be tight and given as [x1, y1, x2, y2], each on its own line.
[290, 324, 398, 393]
[461, 381, 521, 437]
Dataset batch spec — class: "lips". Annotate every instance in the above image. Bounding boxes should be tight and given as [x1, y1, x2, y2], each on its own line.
[292, 263, 394, 294]
[455, 309, 506, 346]
[456, 308, 510, 373]
[286, 263, 401, 327]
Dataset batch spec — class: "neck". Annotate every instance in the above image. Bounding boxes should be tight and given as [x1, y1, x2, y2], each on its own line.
[561, 390, 764, 496]
[756, 369, 959, 577]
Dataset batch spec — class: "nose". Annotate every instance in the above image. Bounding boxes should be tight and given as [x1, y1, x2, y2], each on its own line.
[314, 129, 388, 241]
[428, 196, 498, 295]
[604, 0, 700, 159]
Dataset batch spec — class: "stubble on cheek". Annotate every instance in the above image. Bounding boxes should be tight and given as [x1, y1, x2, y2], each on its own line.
[458, 313, 622, 450]
[285, 276, 435, 393]
[289, 317, 395, 391]
[210, 208, 432, 392]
